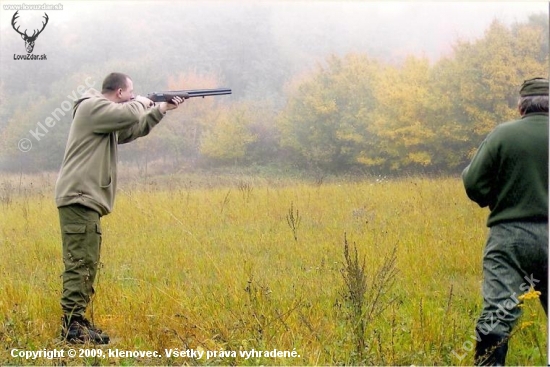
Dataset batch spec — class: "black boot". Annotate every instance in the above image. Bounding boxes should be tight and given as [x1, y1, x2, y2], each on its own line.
[61, 315, 110, 344]
[474, 332, 508, 366]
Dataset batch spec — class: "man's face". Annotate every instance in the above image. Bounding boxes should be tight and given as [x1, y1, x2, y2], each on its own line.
[117, 78, 134, 103]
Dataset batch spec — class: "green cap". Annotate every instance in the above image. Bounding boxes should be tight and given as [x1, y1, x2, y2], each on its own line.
[519, 78, 549, 96]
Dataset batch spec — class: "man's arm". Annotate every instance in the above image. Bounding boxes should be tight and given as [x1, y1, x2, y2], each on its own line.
[90, 97, 151, 134]
[117, 106, 164, 144]
[462, 138, 497, 208]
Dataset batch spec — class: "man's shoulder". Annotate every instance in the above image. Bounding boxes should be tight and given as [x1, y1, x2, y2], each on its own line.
[493, 114, 548, 134]
[496, 117, 523, 129]
[485, 119, 520, 141]
[485, 114, 548, 150]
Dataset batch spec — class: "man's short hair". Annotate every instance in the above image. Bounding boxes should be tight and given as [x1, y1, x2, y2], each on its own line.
[518, 95, 549, 115]
[101, 72, 131, 94]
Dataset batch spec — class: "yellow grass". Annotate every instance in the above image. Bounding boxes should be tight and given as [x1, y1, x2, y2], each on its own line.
[0, 174, 546, 365]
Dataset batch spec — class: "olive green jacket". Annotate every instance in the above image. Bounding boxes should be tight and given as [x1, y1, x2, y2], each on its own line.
[462, 112, 548, 227]
[55, 89, 165, 216]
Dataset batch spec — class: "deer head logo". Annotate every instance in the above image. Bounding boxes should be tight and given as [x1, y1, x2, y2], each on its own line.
[11, 11, 49, 54]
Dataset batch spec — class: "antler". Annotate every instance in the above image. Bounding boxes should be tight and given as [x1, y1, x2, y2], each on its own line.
[11, 10, 26, 37]
[11, 11, 49, 40]
[29, 13, 49, 39]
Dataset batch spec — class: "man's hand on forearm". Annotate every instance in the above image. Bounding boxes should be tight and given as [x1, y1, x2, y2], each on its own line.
[159, 96, 185, 114]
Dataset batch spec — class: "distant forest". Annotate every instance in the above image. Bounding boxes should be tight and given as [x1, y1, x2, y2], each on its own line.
[0, 3, 547, 176]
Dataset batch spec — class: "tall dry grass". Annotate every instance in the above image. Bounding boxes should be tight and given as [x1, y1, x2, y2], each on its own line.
[0, 174, 546, 365]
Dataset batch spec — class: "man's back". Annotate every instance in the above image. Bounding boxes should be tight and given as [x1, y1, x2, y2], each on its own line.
[463, 77, 549, 366]
[462, 112, 549, 226]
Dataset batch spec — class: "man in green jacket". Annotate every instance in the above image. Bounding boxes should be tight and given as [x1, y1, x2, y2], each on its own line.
[462, 78, 548, 365]
[55, 72, 184, 344]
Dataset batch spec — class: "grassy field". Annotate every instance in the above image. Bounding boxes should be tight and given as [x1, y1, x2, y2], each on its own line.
[0, 173, 547, 365]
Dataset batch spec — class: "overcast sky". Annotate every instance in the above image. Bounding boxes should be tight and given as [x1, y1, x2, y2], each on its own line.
[0, 1, 547, 78]
[1, 1, 547, 40]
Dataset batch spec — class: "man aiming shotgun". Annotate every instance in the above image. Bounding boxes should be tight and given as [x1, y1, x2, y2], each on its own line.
[55, 72, 186, 344]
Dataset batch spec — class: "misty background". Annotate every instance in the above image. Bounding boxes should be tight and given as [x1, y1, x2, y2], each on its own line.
[0, 1, 548, 177]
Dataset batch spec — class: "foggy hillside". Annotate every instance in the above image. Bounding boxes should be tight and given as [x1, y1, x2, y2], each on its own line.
[0, 1, 547, 175]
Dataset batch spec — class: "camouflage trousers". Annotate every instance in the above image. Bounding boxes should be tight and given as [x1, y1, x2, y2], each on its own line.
[476, 220, 548, 336]
[59, 204, 102, 318]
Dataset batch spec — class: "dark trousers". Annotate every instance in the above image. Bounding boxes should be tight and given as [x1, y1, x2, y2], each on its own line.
[477, 221, 548, 335]
[475, 220, 548, 365]
[59, 204, 102, 318]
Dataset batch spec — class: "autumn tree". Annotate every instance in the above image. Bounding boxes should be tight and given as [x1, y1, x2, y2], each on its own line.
[277, 15, 548, 175]
[278, 54, 381, 172]
[360, 56, 435, 172]
[429, 16, 548, 171]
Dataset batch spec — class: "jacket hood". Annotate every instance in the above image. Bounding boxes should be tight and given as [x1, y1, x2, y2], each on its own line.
[73, 88, 103, 116]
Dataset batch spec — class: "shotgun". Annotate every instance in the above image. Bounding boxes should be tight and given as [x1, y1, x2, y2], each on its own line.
[147, 88, 232, 103]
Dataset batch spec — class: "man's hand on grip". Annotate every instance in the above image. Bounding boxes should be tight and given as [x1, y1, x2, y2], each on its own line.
[134, 95, 154, 108]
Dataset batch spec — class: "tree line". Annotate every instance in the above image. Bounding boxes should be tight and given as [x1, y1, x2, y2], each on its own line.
[0, 14, 547, 175]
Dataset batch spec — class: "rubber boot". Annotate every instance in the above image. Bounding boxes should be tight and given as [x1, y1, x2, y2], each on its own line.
[474, 333, 508, 366]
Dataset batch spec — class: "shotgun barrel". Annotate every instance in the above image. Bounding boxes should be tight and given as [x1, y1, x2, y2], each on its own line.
[147, 88, 232, 103]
